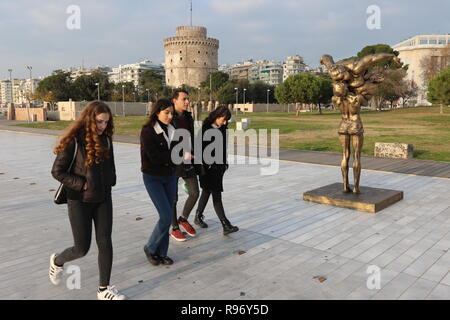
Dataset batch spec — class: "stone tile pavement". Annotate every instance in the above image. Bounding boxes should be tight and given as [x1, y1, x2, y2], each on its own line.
[0, 130, 449, 300]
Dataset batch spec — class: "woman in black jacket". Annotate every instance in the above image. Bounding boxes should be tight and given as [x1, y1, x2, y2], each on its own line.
[195, 105, 239, 235]
[50, 101, 126, 300]
[140, 99, 177, 266]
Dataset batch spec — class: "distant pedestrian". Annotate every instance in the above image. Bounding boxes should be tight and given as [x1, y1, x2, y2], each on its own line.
[50, 101, 127, 300]
[140, 99, 177, 266]
[196, 105, 239, 235]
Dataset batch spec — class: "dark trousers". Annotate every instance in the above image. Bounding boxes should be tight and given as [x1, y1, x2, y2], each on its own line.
[143, 173, 177, 257]
[196, 189, 226, 221]
[172, 176, 200, 229]
[55, 195, 113, 287]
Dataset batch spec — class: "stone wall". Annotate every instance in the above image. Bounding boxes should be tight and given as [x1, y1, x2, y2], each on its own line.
[14, 107, 47, 122]
[57, 101, 150, 120]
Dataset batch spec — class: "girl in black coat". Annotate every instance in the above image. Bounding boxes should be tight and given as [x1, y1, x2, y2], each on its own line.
[195, 106, 239, 235]
[50, 101, 126, 300]
[140, 99, 178, 266]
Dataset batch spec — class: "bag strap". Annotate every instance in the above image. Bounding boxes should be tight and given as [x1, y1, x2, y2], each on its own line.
[67, 137, 78, 173]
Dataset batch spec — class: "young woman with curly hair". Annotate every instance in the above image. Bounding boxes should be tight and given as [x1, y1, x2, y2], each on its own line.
[49, 101, 126, 300]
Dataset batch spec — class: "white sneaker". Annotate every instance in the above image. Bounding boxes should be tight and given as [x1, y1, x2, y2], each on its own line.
[49, 253, 64, 285]
[97, 285, 127, 300]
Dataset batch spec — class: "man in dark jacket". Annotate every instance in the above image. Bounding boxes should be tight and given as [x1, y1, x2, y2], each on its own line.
[170, 89, 204, 242]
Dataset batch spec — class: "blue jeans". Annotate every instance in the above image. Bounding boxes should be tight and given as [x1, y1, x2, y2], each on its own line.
[143, 173, 177, 257]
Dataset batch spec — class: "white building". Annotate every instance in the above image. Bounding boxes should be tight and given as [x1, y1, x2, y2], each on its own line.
[283, 55, 308, 81]
[249, 60, 283, 86]
[0, 80, 14, 106]
[68, 66, 112, 81]
[0, 78, 40, 106]
[108, 60, 165, 86]
[393, 34, 450, 105]
[226, 60, 254, 81]
[14, 79, 41, 105]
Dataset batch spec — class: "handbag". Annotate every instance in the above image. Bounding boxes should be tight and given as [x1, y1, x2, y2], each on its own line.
[54, 138, 78, 205]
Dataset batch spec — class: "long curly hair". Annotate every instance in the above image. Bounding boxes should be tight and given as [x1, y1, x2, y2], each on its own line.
[54, 101, 114, 167]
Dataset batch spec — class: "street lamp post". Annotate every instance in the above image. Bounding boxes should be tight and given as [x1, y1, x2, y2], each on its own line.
[95, 82, 100, 101]
[26, 66, 33, 123]
[8, 69, 13, 105]
[122, 85, 125, 117]
[146, 88, 150, 116]
[26, 66, 33, 94]
[267, 89, 270, 113]
[209, 73, 212, 103]
[234, 87, 238, 115]
[243, 88, 247, 104]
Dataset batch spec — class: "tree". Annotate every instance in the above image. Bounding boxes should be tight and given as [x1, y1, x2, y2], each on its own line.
[200, 71, 230, 100]
[33, 90, 58, 110]
[216, 82, 237, 105]
[72, 71, 113, 101]
[139, 69, 165, 101]
[111, 82, 135, 102]
[354, 44, 408, 109]
[35, 70, 74, 102]
[428, 66, 450, 107]
[274, 77, 295, 104]
[140, 69, 164, 86]
[249, 81, 276, 104]
[275, 74, 332, 113]
[372, 68, 409, 109]
[314, 75, 333, 114]
[401, 80, 419, 107]
[357, 44, 402, 69]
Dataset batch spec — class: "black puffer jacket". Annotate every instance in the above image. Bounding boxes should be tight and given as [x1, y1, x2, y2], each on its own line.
[198, 123, 228, 192]
[51, 134, 116, 203]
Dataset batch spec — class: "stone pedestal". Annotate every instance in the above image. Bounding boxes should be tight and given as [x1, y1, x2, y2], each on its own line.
[303, 183, 403, 213]
[236, 122, 249, 131]
[374, 142, 413, 159]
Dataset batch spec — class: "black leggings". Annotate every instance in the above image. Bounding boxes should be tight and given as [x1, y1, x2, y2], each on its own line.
[55, 196, 113, 287]
[196, 189, 226, 221]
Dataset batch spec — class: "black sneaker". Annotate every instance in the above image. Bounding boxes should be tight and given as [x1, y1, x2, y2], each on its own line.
[158, 256, 174, 265]
[143, 245, 160, 266]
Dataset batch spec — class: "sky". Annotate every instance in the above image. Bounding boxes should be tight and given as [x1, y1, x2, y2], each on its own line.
[1, 0, 449, 79]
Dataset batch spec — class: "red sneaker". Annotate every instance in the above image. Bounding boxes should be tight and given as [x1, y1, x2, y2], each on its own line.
[170, 229, 186, 242]
[178, 218, 197, 237]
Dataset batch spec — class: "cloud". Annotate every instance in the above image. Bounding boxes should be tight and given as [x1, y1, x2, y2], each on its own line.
[211, 0, 270, 15]
[1, 0, 450, 79]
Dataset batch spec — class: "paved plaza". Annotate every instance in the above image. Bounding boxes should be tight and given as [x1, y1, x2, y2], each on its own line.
[0, 129, 449, 300]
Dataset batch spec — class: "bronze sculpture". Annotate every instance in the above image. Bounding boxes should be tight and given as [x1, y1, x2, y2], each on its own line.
[320, 53, 401, 194]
